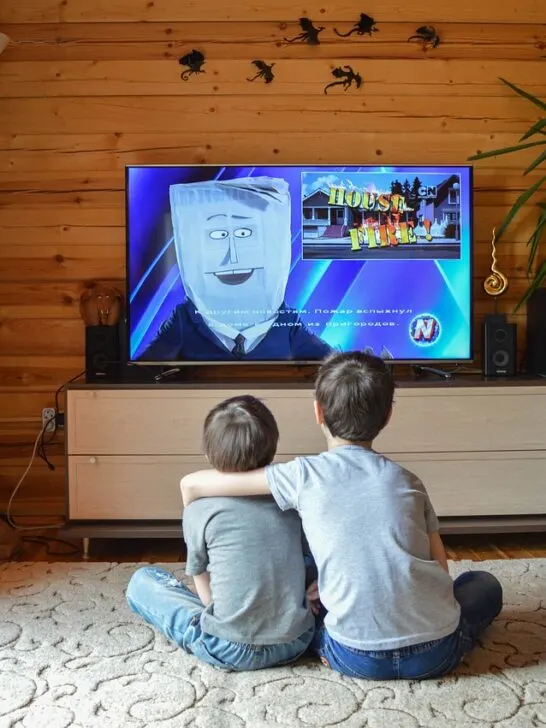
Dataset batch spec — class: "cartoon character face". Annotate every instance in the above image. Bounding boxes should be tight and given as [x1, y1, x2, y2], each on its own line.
[169, 177, 291, 329]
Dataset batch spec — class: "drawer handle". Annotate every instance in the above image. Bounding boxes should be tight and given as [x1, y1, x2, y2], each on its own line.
[89, 457, 97, 464]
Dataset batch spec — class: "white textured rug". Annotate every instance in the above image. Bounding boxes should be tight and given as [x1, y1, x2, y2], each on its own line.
[0, 560, 545, 728]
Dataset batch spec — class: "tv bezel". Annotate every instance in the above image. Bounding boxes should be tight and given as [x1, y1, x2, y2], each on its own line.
[125, 163, 474, 367]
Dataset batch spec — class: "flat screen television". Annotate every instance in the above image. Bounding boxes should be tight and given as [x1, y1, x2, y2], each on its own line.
[126, 165, 473, 365]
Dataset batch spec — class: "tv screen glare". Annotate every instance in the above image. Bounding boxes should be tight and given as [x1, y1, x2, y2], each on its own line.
[126, 165, 473, 365]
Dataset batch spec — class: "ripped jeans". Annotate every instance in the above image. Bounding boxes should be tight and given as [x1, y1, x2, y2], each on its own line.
[126, 566, 314, 671]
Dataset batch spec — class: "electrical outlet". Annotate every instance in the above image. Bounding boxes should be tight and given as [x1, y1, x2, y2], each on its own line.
[42, 407, 56, 433]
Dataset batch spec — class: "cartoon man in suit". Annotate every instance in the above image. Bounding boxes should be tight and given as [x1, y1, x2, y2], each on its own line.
[139, 176, 332, 362]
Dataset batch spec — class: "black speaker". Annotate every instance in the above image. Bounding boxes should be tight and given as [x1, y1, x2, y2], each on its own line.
[85, 324, 123, 383]
[526, 289, 546, 376]
[482, 314, 517, 377]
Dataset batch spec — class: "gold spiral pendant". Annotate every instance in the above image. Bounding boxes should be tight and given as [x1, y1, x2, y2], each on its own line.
[483, 228, 508, 297]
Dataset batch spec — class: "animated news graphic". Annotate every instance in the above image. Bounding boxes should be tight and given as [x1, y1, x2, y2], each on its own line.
[127, 165, 472, 364]
[302, 171, 462, 260]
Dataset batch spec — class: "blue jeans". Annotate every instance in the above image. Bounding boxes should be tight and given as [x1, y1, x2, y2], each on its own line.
[312, 570, 503, 680]
[126, 566, 314, 671]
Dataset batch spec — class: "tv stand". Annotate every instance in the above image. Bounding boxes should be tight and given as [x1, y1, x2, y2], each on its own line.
[62, 380, 546, 554]
[412, 365, 453, 380]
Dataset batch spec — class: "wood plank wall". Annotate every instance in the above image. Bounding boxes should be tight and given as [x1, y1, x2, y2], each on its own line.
[0, 0, 544, 517]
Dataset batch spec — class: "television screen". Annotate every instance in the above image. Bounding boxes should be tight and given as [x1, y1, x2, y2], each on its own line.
[126, 165, 473, 364]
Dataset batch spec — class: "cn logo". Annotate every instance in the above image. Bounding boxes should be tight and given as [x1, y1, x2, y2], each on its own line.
[410, 313, 441, 345]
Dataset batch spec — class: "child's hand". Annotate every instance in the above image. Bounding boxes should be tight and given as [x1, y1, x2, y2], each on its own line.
[306, 579, 321, 615]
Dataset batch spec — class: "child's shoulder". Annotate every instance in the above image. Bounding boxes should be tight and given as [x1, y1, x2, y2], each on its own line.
[381, 458, 426, 491]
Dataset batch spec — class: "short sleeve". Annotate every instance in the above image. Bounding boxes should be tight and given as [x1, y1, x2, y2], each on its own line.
[264, 458, 303, 511]
[182, 502, 209, 576]
[407, 468, 440, 533]
[423, 492, 440, 533]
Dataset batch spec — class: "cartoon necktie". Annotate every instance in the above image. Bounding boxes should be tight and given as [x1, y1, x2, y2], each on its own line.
[232, 334, 246, 358]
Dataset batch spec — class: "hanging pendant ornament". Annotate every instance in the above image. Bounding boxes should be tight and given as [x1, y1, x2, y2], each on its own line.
[334, 13, 379, 38]
[324, 66, 362, 95]
[247, 60, 276, 84]
[283, 18, 325, 46]
[178, 49, 206, 80]
[407, 26, 441, 50]
[483, 228, 509, 296]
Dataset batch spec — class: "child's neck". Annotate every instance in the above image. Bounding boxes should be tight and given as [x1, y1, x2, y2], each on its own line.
[325, 435, 373, 451]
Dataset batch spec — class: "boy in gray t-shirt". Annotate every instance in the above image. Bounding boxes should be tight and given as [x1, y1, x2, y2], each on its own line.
[126, 395, 314, 671]
[181, 352, 503, 680]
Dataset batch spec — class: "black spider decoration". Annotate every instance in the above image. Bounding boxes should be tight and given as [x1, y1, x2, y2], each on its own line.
[247, 60, 276, 84]
[407, 26, 441, 50]
[324, 66, 362, 95]
[178, 49, 206, 81]
[283, 17, 325, 46]
[334, 13, 379, 38]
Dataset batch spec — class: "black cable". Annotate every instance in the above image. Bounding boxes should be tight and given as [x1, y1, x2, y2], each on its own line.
[36, 370, 86, 472]
[55, 370, 86, 422]
[37, 423, 56, 471]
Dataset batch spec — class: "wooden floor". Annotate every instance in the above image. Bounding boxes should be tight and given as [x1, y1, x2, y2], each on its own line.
[6, 529, 546, 563]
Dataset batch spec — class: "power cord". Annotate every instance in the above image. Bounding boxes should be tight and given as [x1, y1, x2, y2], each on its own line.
[6, 415, 66, 531]
[7, 370, 86, 532]
[36, 370, 86, 472]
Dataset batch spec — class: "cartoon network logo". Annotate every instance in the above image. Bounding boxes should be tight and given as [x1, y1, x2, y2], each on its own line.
[409, 313, 441, 345]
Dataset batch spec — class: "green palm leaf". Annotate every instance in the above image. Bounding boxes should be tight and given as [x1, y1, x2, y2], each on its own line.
[468, 140, 546, 162]
[469, 79, 545, 312]
[499, 78, 546, 112]
[520, 117, 546, 141]
[524, 148, 546, 175]
[495, 175, 546, 244]
[515, 260, 546, 312]
[525, 206, 546, 276]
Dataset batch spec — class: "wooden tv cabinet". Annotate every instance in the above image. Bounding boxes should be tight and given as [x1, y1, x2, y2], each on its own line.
[63, 380, 546, 556]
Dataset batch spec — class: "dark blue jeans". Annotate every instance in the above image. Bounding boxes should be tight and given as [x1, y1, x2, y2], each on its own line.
[312, 570, 503, 680]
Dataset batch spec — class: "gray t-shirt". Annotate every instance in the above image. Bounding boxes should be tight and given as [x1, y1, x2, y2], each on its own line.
[183, 496, 314, 645]
[265, 446, 461, 651]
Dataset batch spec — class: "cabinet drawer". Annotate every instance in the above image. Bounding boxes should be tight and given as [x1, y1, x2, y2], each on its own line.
[67, 386, 546, 456]
[67, 454, 294, 520]
[67, 388, 322, 455]
[67, 455, 202, 520]
[378, 388, 546, 454]
[393, 451, 546, 517]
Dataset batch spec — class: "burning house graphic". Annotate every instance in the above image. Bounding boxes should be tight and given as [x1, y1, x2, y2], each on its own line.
[301, 173, 462, 261]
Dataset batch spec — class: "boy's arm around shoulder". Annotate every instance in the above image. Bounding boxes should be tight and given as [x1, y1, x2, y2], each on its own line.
[180, 467, 270, 506]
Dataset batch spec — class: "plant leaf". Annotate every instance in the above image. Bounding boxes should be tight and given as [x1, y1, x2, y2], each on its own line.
[520, 118, 546, 141]
[500, 78, 546, 112]
[525, 207, 546, 276]
[467, 140, 546, 162]
[524, 147, 546, 175]
[515, 260, 546, 312]
[495, 175, 546, 243]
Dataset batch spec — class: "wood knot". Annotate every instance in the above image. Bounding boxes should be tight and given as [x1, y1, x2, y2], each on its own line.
[54, 254, 64, 263]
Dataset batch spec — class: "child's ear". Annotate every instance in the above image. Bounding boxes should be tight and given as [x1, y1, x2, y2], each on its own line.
[313, 400, 324, 426]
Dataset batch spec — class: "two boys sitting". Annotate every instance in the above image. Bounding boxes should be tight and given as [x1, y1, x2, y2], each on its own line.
[127, 351, 502, 680]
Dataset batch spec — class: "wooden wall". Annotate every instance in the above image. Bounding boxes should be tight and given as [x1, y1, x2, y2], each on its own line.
[0, 0, 544, 517]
